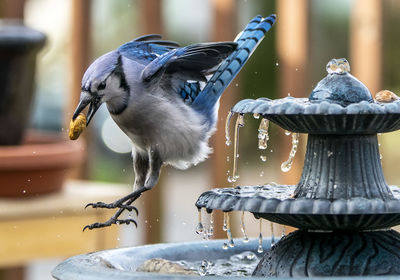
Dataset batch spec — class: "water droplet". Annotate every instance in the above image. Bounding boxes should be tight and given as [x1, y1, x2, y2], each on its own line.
[284, 130, 291, 136]
[226, 156, 230, 162]
[122, 169, 126, 172]
[327, 151, 333, 157]
[260, 155, 267, 162]
[225, 111, 234, 146]
[32, 151, 36, 154]
[281, 133, 299, 172]
[326, 58, 350, 74]
[22, 190, 26, 194]
[287, 93, 291, 96]
[282, 226, 286, 238]
[259, 171, 264, 177]
[295, 68, 299, 71]
[380, 154, 383, 160]
[27, 178, 31, 182]
[275, 62, 279, 66]
[196, 223, 204, 235]
[196, 209, 204, 235]
[253, 113, 260, 119]
[227, 176, 237, 183]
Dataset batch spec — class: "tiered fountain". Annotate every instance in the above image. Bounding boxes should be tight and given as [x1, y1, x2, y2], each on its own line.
[196, 58, 400, 277]
[53, 59, 400, 279]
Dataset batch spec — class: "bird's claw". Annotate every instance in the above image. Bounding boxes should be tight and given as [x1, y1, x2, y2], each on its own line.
[85, 201, 139, 214]
[82, 218, 138, 231]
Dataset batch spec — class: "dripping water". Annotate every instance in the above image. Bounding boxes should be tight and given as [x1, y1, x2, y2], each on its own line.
[228, 114, 245, 182]
[223, 212, 228, 231]
[258, 118, 269, 162]
[281, 132, 300, 172]
[225, 213, 235, 248]
[270, 222, 275, 247]
[196, 208, 204, 235]
[257, 219, 263, 253]
[240, 211, 249, 243]
[208, 211, 214, 238]
[225, 111, 234, 146]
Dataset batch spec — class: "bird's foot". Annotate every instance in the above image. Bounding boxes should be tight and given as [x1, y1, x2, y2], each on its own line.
[85, 201, 138, 214]
[83, 217, 138, 231]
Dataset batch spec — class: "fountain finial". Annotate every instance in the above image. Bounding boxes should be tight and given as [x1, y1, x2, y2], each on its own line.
[309, 58, 373, 105]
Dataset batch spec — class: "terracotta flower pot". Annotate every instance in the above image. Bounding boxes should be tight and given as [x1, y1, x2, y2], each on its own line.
[0, 131, 85, 197]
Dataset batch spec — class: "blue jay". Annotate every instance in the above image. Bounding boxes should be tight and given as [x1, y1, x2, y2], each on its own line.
[72, 15, 276, 230]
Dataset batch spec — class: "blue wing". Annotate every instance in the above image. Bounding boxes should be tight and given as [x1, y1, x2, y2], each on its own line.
[118, 34, 180, 63]
[192, 14, 276, 126]
[179, 82, 202, 104]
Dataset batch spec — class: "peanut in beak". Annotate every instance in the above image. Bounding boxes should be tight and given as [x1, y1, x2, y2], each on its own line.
[69, 113, 87, 140]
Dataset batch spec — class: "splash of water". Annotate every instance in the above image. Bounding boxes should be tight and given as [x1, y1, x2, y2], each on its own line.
[257, 219, 263, 253]
[240, 211, 249, 243]
[228, 114, 245, 182]
[225, 111, 234, 146]
[281, 132, 300, 172]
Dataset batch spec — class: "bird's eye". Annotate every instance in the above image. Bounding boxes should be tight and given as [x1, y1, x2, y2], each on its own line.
[97, 82, 106, 91]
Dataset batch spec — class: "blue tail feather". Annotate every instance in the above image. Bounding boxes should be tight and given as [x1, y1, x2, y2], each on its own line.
[192, 14, 276, 126]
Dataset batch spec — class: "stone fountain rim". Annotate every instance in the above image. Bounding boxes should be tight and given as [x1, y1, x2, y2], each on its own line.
[232, 97, 400, 116]
[196, 185, 400, 215]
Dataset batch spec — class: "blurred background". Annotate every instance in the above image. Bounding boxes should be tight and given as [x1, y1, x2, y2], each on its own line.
[0, 0, 400, 279]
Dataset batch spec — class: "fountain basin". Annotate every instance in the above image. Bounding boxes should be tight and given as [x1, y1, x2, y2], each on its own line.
[52, 237, 400, 279]
[52, 238, 271, 280]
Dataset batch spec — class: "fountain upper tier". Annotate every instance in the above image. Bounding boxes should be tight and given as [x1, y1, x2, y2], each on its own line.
[232, 59, 400, 134]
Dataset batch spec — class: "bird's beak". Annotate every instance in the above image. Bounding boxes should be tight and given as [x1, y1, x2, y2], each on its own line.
[72, 91, 102, 126]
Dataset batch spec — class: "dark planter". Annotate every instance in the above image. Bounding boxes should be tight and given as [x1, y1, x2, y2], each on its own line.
[0, 20, 46, 145]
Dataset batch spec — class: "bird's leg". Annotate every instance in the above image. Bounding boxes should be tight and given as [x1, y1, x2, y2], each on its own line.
[83, 150, 163, 230]
[83, 189, 147, 231]
[144, 148, 163, 189]
[133, 152, 150, 191]
[83, 153, 151, 230]
[85, 153, 149, 211]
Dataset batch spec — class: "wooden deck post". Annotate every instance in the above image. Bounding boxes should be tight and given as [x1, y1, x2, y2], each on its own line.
[138, 0, 164, 244]
[350, 0, 382, 95]
[275, 0, 309, 235]
[276, 0, 308, 186]
[209, 0, 238, 239]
